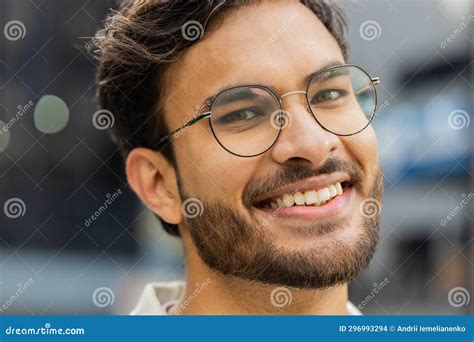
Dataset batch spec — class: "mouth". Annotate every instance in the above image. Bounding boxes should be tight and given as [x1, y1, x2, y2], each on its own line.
[252, 178, 354, 221]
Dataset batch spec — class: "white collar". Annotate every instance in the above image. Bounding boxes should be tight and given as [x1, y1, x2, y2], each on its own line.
[130, 281, 363, 315]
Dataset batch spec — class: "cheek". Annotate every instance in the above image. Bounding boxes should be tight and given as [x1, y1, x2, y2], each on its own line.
[343, 125, 378, 165]
[341, 125, 379, 192]
[174, 131, 257, 203]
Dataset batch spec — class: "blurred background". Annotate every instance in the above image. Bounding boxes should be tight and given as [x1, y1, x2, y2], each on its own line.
[0, 0, 472, 315]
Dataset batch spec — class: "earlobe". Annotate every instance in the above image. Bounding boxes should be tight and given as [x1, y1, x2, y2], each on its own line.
[126, 148, 182, 225]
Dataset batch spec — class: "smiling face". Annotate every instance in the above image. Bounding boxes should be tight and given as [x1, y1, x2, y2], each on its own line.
[160, 1, 383, 288]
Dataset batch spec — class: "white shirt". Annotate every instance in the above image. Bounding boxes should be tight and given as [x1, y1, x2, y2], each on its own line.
[130, 281, 362, 315]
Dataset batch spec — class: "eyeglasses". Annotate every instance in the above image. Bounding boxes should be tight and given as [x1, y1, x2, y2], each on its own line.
[156, 64, 380, 157]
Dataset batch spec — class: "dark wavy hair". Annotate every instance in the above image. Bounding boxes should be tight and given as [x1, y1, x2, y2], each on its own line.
[91, 0, 349, 237]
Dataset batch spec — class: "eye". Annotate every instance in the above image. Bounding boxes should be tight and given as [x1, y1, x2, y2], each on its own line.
[219, 107, 264, 124]
[311, 89, 346, 104]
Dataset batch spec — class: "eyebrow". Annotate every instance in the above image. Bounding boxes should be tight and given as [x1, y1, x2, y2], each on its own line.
[304, 60, 345, 84]
[219, 87, 263, 103]
[199, 60, 344, 111]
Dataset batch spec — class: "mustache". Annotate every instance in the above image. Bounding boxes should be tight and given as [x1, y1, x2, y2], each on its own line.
[242, 157, 364, 207]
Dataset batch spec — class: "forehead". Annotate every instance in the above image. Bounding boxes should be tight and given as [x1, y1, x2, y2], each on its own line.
[162, 1, 344, 124]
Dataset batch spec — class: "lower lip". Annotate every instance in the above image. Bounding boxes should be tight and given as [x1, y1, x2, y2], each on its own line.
[254, 186, 354, 221]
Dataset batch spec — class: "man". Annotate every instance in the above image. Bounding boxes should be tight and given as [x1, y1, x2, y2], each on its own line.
[93, 0, 383, 315]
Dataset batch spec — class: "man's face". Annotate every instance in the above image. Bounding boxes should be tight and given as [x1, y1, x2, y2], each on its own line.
[162, 2, 383, 288]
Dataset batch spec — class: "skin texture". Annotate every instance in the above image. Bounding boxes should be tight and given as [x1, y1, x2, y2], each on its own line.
[126, 1, 383, 315]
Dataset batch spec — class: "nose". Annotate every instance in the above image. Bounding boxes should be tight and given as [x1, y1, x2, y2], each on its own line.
[269, 92, 341, 165]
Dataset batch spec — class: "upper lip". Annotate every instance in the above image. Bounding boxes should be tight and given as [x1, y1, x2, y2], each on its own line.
[253, 172, 351, 205]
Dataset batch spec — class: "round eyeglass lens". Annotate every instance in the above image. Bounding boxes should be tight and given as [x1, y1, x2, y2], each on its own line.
[306, 65, 376, 136]
[209, 86, 282, 157]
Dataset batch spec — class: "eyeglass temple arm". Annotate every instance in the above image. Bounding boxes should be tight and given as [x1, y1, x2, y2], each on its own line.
[156, 112, 211, 146]
[354, 77, 381, 97]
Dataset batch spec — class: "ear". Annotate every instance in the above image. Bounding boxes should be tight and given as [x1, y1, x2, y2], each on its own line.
[126, 148, 182, 225]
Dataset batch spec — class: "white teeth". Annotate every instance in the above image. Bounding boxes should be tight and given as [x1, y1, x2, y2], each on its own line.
[276, 198, 284, 208]
[317, 187, 331, 202]
[293, 192, 306, 205]
[328, 184, 337, 197]
[304, 191, 319, 205]
[265, 182, 346, 209]
[282, 194, 294, 207]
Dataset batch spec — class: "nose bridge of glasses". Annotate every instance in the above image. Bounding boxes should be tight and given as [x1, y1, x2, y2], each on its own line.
[278, 90, 309, 113]
[278, 90, 313, 118]
[279, 90, 307, 101]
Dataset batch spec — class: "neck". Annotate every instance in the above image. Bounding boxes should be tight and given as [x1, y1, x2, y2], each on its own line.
[170, 233, 349, 315]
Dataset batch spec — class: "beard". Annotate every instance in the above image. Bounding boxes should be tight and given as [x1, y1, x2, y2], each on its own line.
[178, 157, 384, 289]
